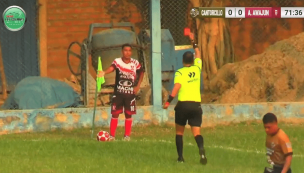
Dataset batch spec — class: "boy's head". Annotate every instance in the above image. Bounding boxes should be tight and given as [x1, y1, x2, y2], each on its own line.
[182, 51, 194, 66]
[263, 113, 279, 135]
[121, 43, 132, 59]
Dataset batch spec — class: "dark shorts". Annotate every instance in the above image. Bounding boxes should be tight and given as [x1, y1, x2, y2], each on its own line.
[111, 94, 136, 115]
[273, 166, 291, 173]
[174, 101, 202, 127]
[264, 166, 291, 173]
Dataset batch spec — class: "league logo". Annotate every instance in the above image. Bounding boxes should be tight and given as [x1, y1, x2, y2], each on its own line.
[190, 8, 199, 18]
[2, 6, 26, 31]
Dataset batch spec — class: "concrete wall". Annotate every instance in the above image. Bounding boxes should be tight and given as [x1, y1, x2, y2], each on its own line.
[1, 103, 304, 135]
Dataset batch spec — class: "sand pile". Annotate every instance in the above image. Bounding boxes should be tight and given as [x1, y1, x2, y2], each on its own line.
[203, 32, 304, 104]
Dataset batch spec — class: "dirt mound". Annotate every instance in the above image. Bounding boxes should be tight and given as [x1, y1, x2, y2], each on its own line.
[202, 32, 304, 103]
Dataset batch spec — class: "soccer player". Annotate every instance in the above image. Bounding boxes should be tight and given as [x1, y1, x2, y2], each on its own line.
[163, 32, 207, 164]
[98, 43, 144, 141]
[263, 113, 293, 173]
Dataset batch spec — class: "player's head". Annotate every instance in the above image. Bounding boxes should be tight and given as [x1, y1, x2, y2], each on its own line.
[263, 113, 279, 135]
[121, 43, 132, 59]
[182, 51, 194, 66]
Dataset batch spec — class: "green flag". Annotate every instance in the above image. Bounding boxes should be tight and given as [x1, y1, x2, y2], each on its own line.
[97, 56, 105, 92]
[91, 57, 105, 138]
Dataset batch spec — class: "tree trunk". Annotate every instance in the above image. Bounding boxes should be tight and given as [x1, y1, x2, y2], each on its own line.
[0, 41, 7, 100]
[189, 0, 235, 90]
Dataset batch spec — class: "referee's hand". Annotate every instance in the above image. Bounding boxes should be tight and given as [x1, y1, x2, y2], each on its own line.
[163, 102, 170, 109]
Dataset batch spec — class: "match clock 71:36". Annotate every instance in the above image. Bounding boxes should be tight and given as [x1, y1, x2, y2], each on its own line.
[281, 7, 304, 18]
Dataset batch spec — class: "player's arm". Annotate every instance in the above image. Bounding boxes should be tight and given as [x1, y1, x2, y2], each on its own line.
[280, 135, 293, 173]
[136, 68, 144, 87]
[97, 62, 116, 77]
[282, 156, 292, 173]
[163, 71, 182, 108]
[104, 65, 115, 74]
[134, 63, 144, 94]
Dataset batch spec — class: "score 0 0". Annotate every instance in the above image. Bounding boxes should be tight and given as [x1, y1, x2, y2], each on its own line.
[225, 7, 245, 18]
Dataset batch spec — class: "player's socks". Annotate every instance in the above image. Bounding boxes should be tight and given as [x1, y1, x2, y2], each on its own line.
[110, 118, 118, 137]
[176, 135, 183, 159]
[124, 118, 132, 137]
[195, 135, 207, 165]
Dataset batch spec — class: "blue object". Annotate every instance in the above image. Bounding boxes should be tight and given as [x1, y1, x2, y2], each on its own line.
[1, 77, 80, 110]
[139, 29, 175, 72]
[138, 29, 175, 84]
[150, 0, 162, 107]
[138, 28, 203, 95]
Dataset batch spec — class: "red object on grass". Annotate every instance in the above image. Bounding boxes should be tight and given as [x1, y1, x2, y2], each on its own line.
[97, 130, 110, 141]
[184, 28, 190, 36]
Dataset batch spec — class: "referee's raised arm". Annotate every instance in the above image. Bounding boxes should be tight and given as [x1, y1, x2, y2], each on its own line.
[189, 32, 201, 60]
[163, 31, 201, 109]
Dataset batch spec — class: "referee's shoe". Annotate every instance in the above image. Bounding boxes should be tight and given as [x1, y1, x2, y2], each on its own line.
[177, 157, 185, 163]
[199, 148, 207, 165]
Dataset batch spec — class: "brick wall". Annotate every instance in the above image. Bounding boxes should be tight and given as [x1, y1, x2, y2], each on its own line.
[46, 0, 304, 79]
[46, 0, 143, 79]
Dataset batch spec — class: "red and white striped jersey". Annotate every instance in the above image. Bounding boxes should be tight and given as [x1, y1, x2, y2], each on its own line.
[111, 58, 143, 95]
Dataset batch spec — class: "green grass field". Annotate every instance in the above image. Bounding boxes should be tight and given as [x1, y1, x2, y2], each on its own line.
[0, 122, 303, 173]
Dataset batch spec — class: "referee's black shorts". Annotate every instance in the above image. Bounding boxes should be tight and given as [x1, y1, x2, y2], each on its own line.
[174, 101, 202, 127]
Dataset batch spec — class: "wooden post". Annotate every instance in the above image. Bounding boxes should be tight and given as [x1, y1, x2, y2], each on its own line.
[38, 0, 47, 77]
[0, 41, 7, 100]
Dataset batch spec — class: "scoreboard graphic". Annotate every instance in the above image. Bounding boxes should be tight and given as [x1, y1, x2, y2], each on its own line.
[190, 7, 304, 18]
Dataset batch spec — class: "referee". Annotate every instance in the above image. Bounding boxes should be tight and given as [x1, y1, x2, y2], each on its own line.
[163, 32, 206, 164]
